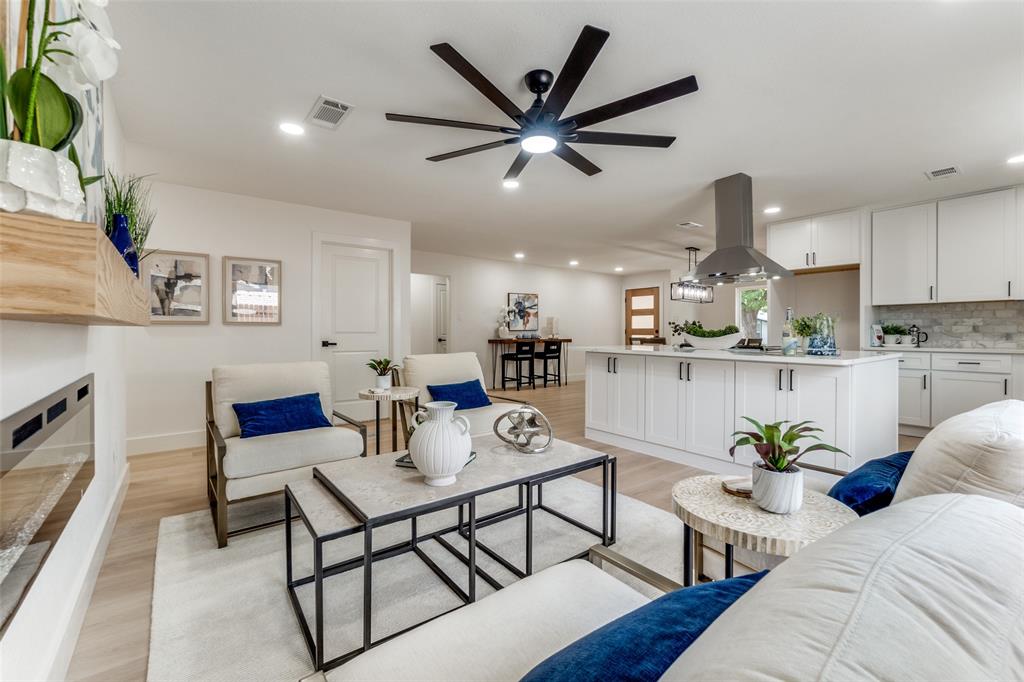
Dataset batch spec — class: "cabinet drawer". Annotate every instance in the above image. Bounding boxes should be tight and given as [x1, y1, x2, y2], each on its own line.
[894, 353, 930, 370]
[931, 354, 1012, 373]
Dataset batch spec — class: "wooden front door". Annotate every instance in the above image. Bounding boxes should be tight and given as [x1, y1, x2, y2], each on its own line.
[625, 286, 660, 343]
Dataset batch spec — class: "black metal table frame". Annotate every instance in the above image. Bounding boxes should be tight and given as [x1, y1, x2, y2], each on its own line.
[681, 524, 733, 586]
[367, 395, 419, 456]
[285, 456, 617, 672]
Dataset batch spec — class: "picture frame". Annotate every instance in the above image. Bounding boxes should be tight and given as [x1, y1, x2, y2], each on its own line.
[223, 256, 282, 325]
[507, 292, 539, 332]
[141, 251, 210, 324]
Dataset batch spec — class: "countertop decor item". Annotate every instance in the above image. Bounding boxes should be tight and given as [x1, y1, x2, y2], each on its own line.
[670, 320, 742, 350]
[881, 323, 907, 346]
[103, 173, 155, 265]
[493, 405, 554, 454]
[366, 358, 399, 390]
[806, 313, 838, 356]
[408, 401, 472, 486]
[730, 417, 848, 514]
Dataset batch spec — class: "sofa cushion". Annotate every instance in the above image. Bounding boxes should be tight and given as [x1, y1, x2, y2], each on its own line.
[662, 494, 1024, 681]
[212, 362, 333, 439]
[427, 379, 492, 410]
[892, 399, 1024, 507]
[328, 560, 649, 682]
[232, 392, 331, 438]
[222, 426, 363, 479]
[402, 353, 488, 394]
[828, 450, 913, 516]
[522, 571, 767, 682]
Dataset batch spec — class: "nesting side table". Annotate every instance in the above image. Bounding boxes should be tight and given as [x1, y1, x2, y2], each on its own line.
[357, 387, 419, 455]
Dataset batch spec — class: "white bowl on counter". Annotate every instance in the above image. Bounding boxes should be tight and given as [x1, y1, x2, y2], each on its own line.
[679, 332, 743, 350]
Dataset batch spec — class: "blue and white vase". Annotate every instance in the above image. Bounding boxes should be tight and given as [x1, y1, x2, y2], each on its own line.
[108, 213, 139, 276]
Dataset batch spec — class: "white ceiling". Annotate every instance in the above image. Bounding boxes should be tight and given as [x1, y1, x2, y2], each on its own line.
[110, 1, 1024, 274]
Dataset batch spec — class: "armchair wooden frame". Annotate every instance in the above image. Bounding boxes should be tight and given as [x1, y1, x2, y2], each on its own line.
[205, 381, 367, 548]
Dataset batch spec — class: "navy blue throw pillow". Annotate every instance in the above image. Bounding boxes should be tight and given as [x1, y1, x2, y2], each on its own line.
[232, 392, 331, 439]
[427, 380, 492, 410]
[828, 451, 913, 516]
[521, 571, 768, 682]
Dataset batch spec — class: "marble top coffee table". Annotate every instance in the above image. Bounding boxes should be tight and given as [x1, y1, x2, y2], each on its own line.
[672, 474, 856, 584]
[286, 434, 617, 672]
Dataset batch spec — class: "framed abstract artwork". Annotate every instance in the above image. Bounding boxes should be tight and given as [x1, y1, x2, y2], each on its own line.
[141, 251, 210, 324]
[223, 256, 282, 325]
[507, 292, 539, 332]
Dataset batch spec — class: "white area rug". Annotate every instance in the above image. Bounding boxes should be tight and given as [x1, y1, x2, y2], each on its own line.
[147, 477, 688, 682]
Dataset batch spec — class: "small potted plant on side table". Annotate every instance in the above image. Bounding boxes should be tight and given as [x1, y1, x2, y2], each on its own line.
[730, 418, 848, 514]
[367, 358, 400, 390]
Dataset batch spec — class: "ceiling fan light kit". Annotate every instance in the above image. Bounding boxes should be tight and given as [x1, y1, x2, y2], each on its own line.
[386, 24, 698, 182]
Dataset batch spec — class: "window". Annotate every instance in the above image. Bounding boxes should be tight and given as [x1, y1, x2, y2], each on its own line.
[736, 286, 768, 340]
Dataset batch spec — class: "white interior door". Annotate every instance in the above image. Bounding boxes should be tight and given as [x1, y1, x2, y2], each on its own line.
[434, 281, 449, 353]
[318, 242, 391, 420]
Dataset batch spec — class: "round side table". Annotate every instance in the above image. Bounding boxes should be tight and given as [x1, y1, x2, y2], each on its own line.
[671, 474, 856, 585]
[358, 387, 419, 455]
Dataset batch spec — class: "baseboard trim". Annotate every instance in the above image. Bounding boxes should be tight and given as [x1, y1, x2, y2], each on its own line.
[47, 462, 130, 681]
[128, 429, 204, 456]
[899, 424, 931, 438]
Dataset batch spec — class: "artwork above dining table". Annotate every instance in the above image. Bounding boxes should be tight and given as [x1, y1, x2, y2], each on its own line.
[507, 292, 539, 332]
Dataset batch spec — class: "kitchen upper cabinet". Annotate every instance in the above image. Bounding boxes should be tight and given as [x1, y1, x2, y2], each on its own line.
[897, 370, 931, 427]
[586, 353, 646, 440]
[683, 360, 735, 461]
[937, 189, 1018, 302]
[767, 211, 860, 272]
[645, 356, 687, 449]
[786, 365, 850, 470]
[930, 370, 1010, 426]
[733, 362, 787, 467]
[872, 203, 937, 305]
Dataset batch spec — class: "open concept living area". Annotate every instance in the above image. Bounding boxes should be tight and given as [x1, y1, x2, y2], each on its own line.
[1, 1, 1023, 680]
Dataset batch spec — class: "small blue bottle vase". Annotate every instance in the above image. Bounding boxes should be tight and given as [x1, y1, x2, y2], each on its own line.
[108, 213, 139, 277]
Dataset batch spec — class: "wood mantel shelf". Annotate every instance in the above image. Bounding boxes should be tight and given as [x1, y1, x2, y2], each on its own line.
[0, 213, 150, 326]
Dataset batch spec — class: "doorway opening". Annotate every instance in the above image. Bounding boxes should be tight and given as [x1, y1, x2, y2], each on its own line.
[411, 273, 450, 354]
[625, 286, 661, 343]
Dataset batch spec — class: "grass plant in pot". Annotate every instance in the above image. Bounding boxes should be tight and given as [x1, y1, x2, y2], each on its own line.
[730, 417, 848, 514]
[103, 172, 155, 276]
[367, 358, 399, 390]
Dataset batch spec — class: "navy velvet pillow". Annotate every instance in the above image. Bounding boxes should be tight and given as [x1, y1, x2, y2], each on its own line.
[828, 451, 913, 516]
[521, 571, 768, 682]
[231, 392, 331, 439]
[427, 380, 492, 410]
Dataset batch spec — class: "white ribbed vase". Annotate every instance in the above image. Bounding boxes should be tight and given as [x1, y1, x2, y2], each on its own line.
[409, 401, 472, 487]
[751, 463, 804, 514]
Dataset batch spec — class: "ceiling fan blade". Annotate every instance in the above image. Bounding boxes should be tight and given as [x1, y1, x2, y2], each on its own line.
[571, 131, 675, 147]
[564, 75, 698, 130]
[504, 149, 532, 180]
[426, 138, 518, 162]
[553, 144, 602, 176]
[540, 25, 610, 120]
[430, 43, 526, 125]
[386, 113, 512, 133]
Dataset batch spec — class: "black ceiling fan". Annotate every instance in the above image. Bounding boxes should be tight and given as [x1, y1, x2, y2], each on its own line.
[385, 24, 698, 181]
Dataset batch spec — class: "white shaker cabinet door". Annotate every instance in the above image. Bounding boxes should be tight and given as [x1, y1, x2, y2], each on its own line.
[937, 189, 1018, 302]
[897, 369, 931, 427]
[585, 353, 614, 432]
[644, 356, 687, 449]
[767, 219, 813, 271]
[611, 354, 646, 440]
[733, 362, 788, 467]
[683, 359, 735, 462]
[811, 211, 860, 268]
[786, 365, 851, 470]
[872, 203, 937, 305]
[930, 370, 1010, 426]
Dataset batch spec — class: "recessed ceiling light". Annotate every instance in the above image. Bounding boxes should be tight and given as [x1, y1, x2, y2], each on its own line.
[763, 206, 781, 215]
[716, 282, 724, 286]
[614, 266, 624, 272]
[771, 275, 781, 280]
[279, 122, 305, 136]
[569, 260, 579, 266]
[502, 179, 520, 189]
[521, 130, 558, 154]
[514, 252, 525, 259]
[1008, 154, 1024, 165]
[676, 221, 704, 229]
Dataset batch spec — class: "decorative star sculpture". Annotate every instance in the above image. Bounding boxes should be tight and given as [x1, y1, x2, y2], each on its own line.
[493, 406, 553, 454]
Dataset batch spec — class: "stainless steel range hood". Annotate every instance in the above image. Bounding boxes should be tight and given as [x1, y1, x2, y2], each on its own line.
[681, 173, 792, 285]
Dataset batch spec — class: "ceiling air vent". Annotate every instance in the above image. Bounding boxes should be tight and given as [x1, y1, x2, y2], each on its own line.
[675, 221, 704, 229]
[924, 166, 961, 180]
[305, 95, 352, 130]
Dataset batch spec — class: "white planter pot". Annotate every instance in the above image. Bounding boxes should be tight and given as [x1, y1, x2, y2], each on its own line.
[751, 463, 804, 514]
[883, 334, 900, 345]
[680, 331, 743, 350]
[409, 401, 472, 487]
[0, 140, 86, 221]
[375, 374, 392, 390]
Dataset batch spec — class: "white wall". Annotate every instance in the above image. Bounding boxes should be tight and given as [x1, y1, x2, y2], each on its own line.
[768, 270, 860, 350]
[411, 273, 447, 354]
[122, 176, 412, 455]
[410, 251, 623, 387]
[0, 88, 130, 682]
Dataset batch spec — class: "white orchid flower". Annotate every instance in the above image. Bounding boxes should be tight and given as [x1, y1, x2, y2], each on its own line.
[75, 0, 121, 50]
[49, 20, 118, 86]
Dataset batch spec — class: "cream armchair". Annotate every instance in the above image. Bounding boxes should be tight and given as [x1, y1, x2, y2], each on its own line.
[398, 352, 528, 438]
[205, 361, 366, 547]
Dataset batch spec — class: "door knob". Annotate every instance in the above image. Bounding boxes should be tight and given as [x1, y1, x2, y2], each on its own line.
[321, 340, 338, 347]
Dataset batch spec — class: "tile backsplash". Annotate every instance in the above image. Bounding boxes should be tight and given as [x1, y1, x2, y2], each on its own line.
[874, 301, 1024, 349]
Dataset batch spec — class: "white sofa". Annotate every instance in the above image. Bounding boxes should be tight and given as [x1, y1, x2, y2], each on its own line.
[400, 352, 528, 436]
[206, 361, 365, 547]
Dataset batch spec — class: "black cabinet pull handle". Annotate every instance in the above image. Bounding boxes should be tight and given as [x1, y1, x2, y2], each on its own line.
[923, 374, 927, 390]
[778, 368, 783, 391]
[1005, 378, 1009, 396]
[812, 251, 816, 265]
[686, 362, 692, 382]
[929, 285, 934, 300]
[321, 340, 338, 347]
[679, 362, 684, 381]
[607, 357, 611, 373]
[805, 252, 809, 267]
[613, 357, 618, 374]
[789, 368, 795, 391]
[957, 361, 981, 365]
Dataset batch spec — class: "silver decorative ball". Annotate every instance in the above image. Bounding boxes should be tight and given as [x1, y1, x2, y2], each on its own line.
[493, 406, 554, 454]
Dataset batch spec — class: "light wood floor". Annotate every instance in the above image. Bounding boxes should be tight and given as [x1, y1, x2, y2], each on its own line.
[67, 381, 920, 681]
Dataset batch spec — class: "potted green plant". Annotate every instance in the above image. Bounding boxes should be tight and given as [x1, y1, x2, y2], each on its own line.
[881, 323, 907, 346]
[730, 417, 848, 514]
[0, 0, 120, 219]
[103, 172, 155, 276]
[791, 316, 816, 353]
[367, 358, 400, 390]
[669, 320, 742, 350]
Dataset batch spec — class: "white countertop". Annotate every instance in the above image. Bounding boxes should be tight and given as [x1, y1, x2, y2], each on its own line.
[584, 345, 897, 366]
[861, 346, 1024, 355]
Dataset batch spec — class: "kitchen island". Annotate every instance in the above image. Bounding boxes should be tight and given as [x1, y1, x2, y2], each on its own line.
[584, 346, 899, 477]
